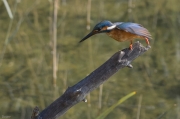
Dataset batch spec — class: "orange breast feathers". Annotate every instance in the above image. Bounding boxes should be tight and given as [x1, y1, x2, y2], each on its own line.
[106, 28, 144, 42]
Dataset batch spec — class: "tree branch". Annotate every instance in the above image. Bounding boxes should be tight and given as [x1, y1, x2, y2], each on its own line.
[32, 41, 151, 119]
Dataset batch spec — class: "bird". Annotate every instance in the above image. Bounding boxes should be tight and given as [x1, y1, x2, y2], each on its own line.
[79, 20, 152, 50]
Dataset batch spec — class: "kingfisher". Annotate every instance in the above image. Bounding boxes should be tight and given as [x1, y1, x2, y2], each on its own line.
[79, 20, 152, 50]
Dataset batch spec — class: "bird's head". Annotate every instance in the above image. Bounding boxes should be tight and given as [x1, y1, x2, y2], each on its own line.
[79, 20, 116, 42]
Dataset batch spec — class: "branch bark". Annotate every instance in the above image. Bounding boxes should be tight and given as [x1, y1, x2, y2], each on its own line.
[31, 41, 151, 119]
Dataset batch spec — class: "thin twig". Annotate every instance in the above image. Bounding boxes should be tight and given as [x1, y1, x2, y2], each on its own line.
[2, 0, 13, 19]
[136, 94, 143, 119]
[52, 0, 59, 88]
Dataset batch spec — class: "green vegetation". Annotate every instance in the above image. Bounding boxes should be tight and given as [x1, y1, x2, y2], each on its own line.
[96, 92, 136, 119]
[0, 0, 180, 119]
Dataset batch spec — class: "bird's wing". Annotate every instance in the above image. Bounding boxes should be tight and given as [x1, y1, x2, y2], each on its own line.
[115, 22, 152, 40]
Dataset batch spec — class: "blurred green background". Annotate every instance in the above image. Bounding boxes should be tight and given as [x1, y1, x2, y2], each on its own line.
[0, 0, 180, 119]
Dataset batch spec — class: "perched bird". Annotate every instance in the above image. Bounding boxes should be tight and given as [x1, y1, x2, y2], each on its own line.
[79, 20, 152, 50]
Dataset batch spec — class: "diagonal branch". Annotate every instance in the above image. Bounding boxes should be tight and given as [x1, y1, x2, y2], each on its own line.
[31, 41, 151, 119]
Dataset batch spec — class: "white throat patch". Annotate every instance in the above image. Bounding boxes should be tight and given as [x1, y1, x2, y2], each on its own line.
[107, 25, 116, 30]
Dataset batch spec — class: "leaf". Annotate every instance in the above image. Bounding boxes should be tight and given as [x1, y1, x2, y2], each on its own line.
[96, 91, 136, 119]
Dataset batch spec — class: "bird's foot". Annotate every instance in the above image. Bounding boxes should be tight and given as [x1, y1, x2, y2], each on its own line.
[145, 37, 150, 45]
[127, 44, 134, 56]
[129, 44, 133, 50]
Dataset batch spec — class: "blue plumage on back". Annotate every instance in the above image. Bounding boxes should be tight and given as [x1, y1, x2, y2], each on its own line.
[115, 22, 152, 40]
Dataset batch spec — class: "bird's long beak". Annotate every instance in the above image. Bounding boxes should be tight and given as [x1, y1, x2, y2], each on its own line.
[79, 31, 96, 43]
[79, 30, 108, 43]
